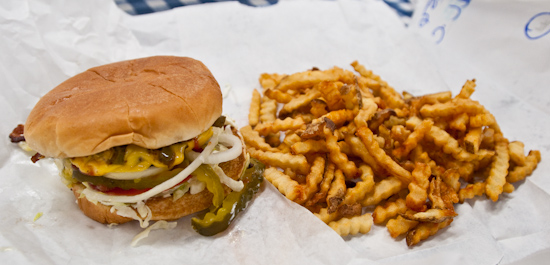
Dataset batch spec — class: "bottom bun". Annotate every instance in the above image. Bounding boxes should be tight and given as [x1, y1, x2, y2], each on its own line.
[71, 145, 247, 225]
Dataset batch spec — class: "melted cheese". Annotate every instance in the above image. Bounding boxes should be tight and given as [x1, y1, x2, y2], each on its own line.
[70, 128, 213, 176]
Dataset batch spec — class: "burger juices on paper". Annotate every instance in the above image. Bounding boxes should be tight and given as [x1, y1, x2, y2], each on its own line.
[14, 56, 263, 239]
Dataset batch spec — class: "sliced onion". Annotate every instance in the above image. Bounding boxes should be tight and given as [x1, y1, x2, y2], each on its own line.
[211, 164, 243, 192]
[82, 129, 221, 204]
[203, 133, 242, 164]
[104, 167, 166, 180]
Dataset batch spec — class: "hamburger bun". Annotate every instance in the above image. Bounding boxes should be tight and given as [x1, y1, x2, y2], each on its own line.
[24, 56, 222, 158]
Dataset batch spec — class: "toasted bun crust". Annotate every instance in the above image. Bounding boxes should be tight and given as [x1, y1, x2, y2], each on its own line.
[72, 145, 247, 224]
[25, 56, 222, 158]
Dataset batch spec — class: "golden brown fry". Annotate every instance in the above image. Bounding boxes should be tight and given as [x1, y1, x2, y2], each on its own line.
[428, 176, 458, 211]
[259, 73, 286, 90]
[449, 113, 469, 131]
[507, 150, 541, 183]
[456, 79, 476, 99]
[354, 97, 378, 128]
[314, 207, 340, 224]
[420, 98, 486, 118]
[469, 112, 496, 128]
[240, 125, 277, 152]
[356, 126, 412, 184]
[393, 119, 433, 160]
[485, 137, 510, 201]
[401, 208, 457, 223]
[406, 163, 431, 212]
[373, 198, 407, 224]
[340, 83, 362, 110]
[315, 81, 346, 111]
[259, 98, 278, 123]
[325, 128, 358, 179]
[343, 164, 375, 205]
[310, 99, 328, 118]
[329, 213, 373, 237]
[406, 219, 453, 246]
[508, 141, 526, 167]
[319, 109, 356, 127]
[248, 148, 310, 175]
[309, 163, 336, 205]
[361, 176, 404, 206]
[345, 135, 385, 175]
[387, 214, 419, 238]
[291, 140, 328, 154]
[280, 88, 322, 115]
[282, 133, 302, 147]
[303, 156, 326, 201]
[264, 88, 292, 103]
[276, 67, 354, 92]
[327, 169, 346, 213]
[464, 127, 482, 154]
[248, 89, 261, 127]
[440, 168, 461, 192]
[264, 167, 305, 202]
[458, 182, 486, 203]
[254, 117, 305, 136]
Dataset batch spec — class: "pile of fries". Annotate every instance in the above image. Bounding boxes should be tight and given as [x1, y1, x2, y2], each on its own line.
[243, 62, 541, 246]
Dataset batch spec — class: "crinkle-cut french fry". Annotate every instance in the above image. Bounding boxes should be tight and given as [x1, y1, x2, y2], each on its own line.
[407, 116, 484, 162]
[343, 165, 375, 205]
[373, 198, 407, 224]
[420, 98, 486, 118]
[441, 168, 461, 192]
[248, 89, 261, 127]
[275, 67, 354, 92]
[356, 126, 412, 184]
[390, 125, 410, 143]
[240, 125, 277, 152]
[248, 148, 310, 175]
[303, 156, 326, 201]
[259, 98, 278, 123]
[401, 208, 457, 223]
[325, 128, 358, 179]
[340, 83, 362, 110]
[428, 175, 459, 210]
[469, 112, 496, 128]
[318, 109, 356, 127]
[361, 176, 404, 206]
[329, 213, 373, 237]
[406, 163, 431, 212]
[449, 113, 469, 131]
[284, 167, 297, 180]
[264, 132, 281, 147]
[277, 142, 291, 153]
[334, 121, 358, 140]
[406, 218, 453, 246]
[254, 117, 305, 136]
[486, 137, 510, 201]
[259, 73, 286, 90]
[345, 135, 385, 175]
[310, 98, 328, 118]
[480, 127, 495, 149]
[456, 79, 476, 99]
[458, 182, 486, 203]
[309, 163, 336, 205]
[379, 85, 406, 109]
[351, 61, 376, 80]
[264, 88, 293, 103]
[280, 88, 322, 115]
[283, 133, 302, 147]
[503, 182, 515, 193]
[314, 207, 340, 224]
[354, 97, 378, 128]
[327, 169, 346, 213]
[507, 150, 541, 183]
[393, 119, 433, 160]
[356, 76, 377, 97]
[291, 140, 328, 154]
[387, 214, 419, 238]
[464, 127, 482, 154]
[508, 141, 526, 167]
[264, 167, 305, 202]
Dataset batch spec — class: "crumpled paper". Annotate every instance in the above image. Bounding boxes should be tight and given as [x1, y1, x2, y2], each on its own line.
[1, 0, 549, 264]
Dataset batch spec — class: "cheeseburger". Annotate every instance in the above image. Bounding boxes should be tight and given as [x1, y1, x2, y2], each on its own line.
[17, 56, 261, 233]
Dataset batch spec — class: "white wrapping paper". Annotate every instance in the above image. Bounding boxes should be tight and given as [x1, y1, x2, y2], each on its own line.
[1, 0, 549, 264]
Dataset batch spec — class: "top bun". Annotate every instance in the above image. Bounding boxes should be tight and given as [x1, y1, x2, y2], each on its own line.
[25, 56, 222, 158]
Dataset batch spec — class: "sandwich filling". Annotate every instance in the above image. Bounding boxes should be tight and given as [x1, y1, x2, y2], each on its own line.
[57, 118, 246, 227]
